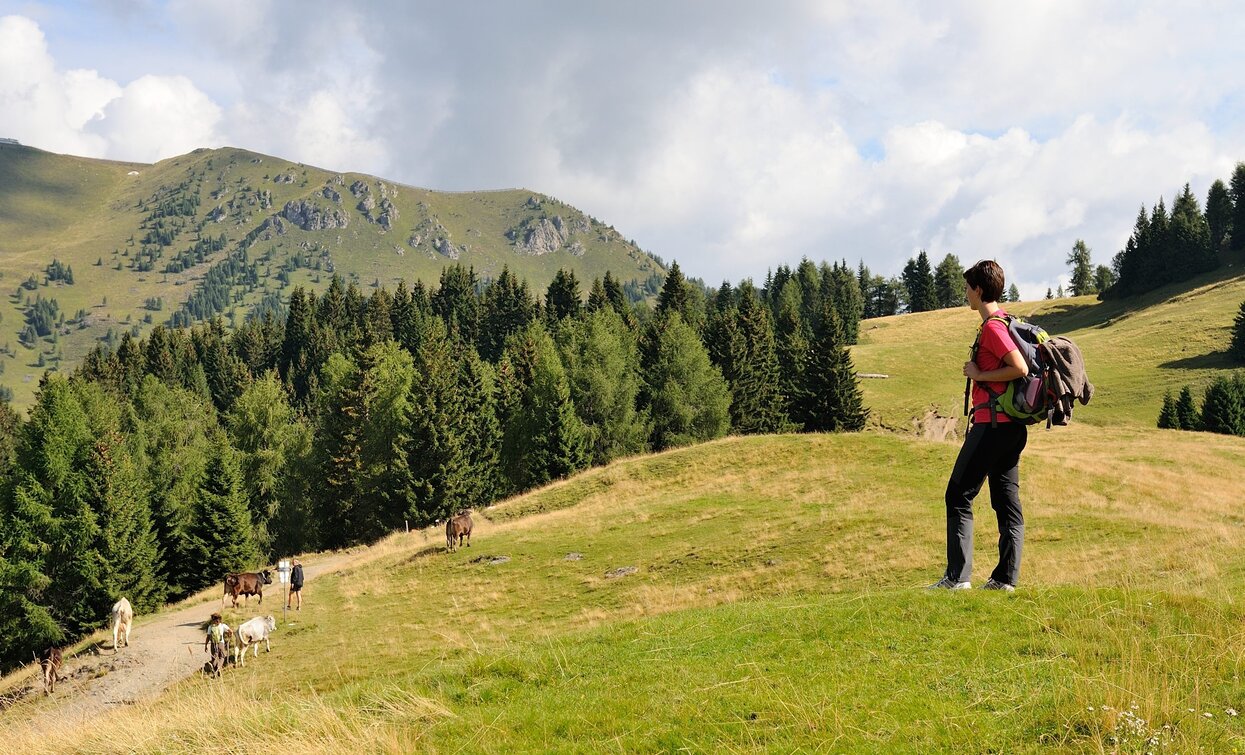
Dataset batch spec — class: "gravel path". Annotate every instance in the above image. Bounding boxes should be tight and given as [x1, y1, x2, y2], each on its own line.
[3, 555, 346, 732]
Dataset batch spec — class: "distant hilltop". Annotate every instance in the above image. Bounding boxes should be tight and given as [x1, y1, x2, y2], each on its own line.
[0, 137, 19, 145]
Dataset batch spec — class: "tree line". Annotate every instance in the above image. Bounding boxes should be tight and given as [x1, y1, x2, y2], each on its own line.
[0, 260, 868, 671]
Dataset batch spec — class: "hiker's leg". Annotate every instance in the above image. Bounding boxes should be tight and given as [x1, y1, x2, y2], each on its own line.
[944, 425, 991, 582]
[988, 424, 1028, 586]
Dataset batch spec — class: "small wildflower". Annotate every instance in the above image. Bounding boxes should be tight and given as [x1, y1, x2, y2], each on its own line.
[1227, 708, 1238, 717]
[1204, 712, 1213, 718]
[1087, 706, 1095, 711]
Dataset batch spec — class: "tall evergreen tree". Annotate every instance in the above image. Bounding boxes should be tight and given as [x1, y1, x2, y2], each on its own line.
[1175, 385, 1199, 431]
[431, 264, 481, 345]
[1199, 374, 1245, 436]
[407, 321, 471, 525]
[1066, 240, 1096, 296]
[726, 283, 791, 434]
[902, 251, 938, 312]
[802, 298, 868, 432]
[313, 353, 369, 548]
[544, 268, 583, 324]
[640, 313, 731, 451]
[226, 372, 301, 557]
[184, 433, 260, 588]
[1007, 283, 1021, 303]
[556, 308, 648, 465]
[358, 341, 416, 532]
[1157, 390, 1179, 429]
[479, 266, 536, 362]
[655, 261, 704, 332]
[934, 254, 966, 309]
[456, 344, 502, 510]
[1230, 162, 1245, 251]
[1206, 178, 1233, 252]
[1170, 183, 1216, 277]
[773, 279, 810, 427]
[1231, 300, 1245, 363]
[1092, 266, 1115, 296]
[822, 261, 864, 344]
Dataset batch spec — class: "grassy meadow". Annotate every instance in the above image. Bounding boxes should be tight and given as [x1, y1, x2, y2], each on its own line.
[3, 169, 1245, 750]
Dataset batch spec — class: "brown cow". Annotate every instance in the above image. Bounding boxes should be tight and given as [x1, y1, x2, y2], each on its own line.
[446, 511, 473, 552]
[37, 646, 62, 695]
[222, 570, 273, 608]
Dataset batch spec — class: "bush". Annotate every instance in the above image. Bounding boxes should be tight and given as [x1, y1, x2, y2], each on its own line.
[1199, 373, 1245, 436]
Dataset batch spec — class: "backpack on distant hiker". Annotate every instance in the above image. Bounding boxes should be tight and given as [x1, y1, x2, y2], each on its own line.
[964, 314, 1093, 429]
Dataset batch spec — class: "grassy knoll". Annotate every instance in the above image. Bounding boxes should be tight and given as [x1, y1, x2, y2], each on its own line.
[852, 261, 1245, 430]
[5, 428, 1244, 752]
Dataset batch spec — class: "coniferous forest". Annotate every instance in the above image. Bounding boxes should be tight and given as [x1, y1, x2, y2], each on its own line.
[0, 260, 868, 670]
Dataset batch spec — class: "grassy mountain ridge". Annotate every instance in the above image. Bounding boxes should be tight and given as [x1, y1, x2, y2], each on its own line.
[0, 143, 664, 409]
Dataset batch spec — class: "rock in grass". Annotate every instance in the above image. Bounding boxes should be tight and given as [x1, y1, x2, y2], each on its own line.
[605, 566, 638, 579]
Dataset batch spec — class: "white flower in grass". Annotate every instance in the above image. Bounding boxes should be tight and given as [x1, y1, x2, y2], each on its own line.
[1203, 712, 1213, 718]
[1226, 708, 1238, 717]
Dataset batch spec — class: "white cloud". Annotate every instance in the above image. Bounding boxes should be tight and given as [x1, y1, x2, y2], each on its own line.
[88, 75, 223, 163]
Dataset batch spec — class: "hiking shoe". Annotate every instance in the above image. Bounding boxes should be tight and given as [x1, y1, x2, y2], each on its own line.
[981, 578, 1015, 592]
[927, 577, 971, 590]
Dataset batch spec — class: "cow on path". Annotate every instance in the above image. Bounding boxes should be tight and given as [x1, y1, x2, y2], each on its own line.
[37, 647, 61, 695]
[111, 597, 133, 652]
[223, 570, 273, 608]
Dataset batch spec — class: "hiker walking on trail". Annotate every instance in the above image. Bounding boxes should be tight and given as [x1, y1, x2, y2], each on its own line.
[287, 559, 304, 611]
[930, 260, 1029, 592]
[204, 612, 231, 677]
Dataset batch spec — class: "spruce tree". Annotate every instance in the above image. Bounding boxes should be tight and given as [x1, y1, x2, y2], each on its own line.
[1066, 240, 1096, 296]
[313, 353, 368, 548]
[456, 344, 502, 509]
[640, 313, 731, 451]
[184, 434, 260, 588]
[774, 280, 810, 427]
[227, 372, 300, 558]
[1230, 162, 1245, 251]
[407, 321, 471, 524]
[87, 425, 161, 611]
[480, 266, 536, 362]
[1231, 300, 1245, 363]
[1157, 391, 1179, 429]
[902, 251, 938, 312]
[934, 254, 966, 309]
[822, 261, 863, 344]
[601, 271, 633, 326]
[803, 298, 868, 432]
[1206, 178, 1233, 252]
[1199, 374, 1245, 436]
[1170, 183, 1215, 277]
[358, 341, 416, 532]
[432, 264, 481, 345]
[586, 277, 608, 313]
[1007, 284, 1021, 303]
[544, 268, 583, 323]
[556, 308, 648, 465]
[655, 261, 704, 331]
[1175, 385, 1199, 431]
[727, 283, 792, 434]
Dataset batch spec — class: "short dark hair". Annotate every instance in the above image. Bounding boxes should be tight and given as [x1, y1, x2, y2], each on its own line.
[964, 260, 1005, 303]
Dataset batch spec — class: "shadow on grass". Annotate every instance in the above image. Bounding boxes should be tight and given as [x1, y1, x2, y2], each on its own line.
[1158, 350, 1237, 370]
[402, 544, 446, 564]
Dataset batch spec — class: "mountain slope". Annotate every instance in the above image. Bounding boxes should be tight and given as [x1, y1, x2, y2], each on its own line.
[0, 143, 664, 409]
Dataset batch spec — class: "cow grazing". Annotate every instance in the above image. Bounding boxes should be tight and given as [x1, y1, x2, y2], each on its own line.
[234, 615, 277, 667]
[111, 597, 133, 652]
[222, 570, 273, 608]
[37, 646, 62, 695]
[446, 511, 473, 552]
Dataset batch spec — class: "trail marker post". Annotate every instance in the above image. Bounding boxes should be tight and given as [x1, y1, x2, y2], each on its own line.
[277, 560, 290, 624]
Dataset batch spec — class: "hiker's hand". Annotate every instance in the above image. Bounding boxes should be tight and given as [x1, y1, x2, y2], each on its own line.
[963, 361, 981, 380]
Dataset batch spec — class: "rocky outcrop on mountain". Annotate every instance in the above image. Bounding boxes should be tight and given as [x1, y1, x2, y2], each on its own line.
[376, 197, 398, 230]
[518, 216, 569, 255]
[257, 190, 273, 210]
[526, 195, 542, 209]
[435, 237, 460, 259]
[260, 215, 288, 237]
[282, 200, 349, 231]
[329, 174, 345, 186]
[349, 180, 370, 198]
[568, 241, 585, 257]
[208, 206, 227, 223]
[273, 172, 297, 184]
[357, 193, 376, 214]
[322, 186, 341, 203]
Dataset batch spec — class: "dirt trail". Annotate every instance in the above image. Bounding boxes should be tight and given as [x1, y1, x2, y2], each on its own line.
[4, 554, 348, 732]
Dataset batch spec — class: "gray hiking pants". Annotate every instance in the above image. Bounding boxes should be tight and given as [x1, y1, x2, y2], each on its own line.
[944, 422, 1027, 586]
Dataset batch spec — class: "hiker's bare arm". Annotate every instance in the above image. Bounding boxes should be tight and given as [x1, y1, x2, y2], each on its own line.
[963, 349, 1027, 381]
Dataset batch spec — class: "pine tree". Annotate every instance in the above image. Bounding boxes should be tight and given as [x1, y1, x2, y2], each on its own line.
[640, 313, 731, 451]
[556, 308, 648, 465]
[1206, 178, 1233, 252]
[407, 321, 471, 525]
[432, 264, 481, 345]
[499, 322, 589, 491]
[586, 277, 608, 313]
[226, 372, 300, 558]
[1170, 183, 1215, 277]
[1175, 385, 1199, 431]
[1199, 374, 1245, 436]
[902, 251, 938, 312]
[601, 271, 633, 326]
[1092, 266, 1115, 296]
[313, 353, 369, 548]
[184, 434, 260, 588]
[358, 341, 416, 532]
[544, 268, 583, 323]
[802, 297, 868, 431]
[655, 261, 703, 331]
[934, 254, 966, 309]
[773, 280, 810, 427]
[1231, 300, 1245, 363]
[727, 283, 792, 434]
[1007, 284, 1021, 303]
[1157, 391, 1179, 429]
[480, 266, 536, 362]
[1066, 240, 1096, 296]
[86, 426, 161, 611]
[822, 261, 863, 344]
[456, 344, 502, 509]
[1230, 162, 1245, 251]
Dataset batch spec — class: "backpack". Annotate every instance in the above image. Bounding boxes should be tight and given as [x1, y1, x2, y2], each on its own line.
[965, 314, 1052, 427]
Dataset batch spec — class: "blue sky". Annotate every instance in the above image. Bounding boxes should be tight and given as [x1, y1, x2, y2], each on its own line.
[3, 1, 1245, 297]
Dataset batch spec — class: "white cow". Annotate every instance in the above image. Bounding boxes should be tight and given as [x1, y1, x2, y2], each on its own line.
[110, 598, 133, 652]
[234, 615, 277, 667]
